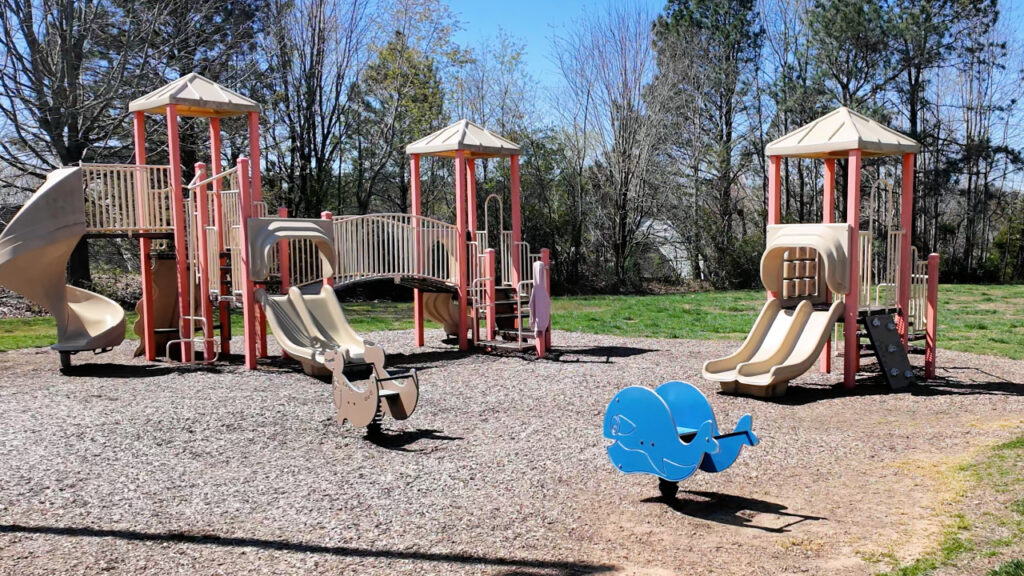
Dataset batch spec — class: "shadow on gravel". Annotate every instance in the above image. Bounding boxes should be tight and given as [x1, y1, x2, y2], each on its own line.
[549, 345, 658, 364]
[384, 349, 476, 372]
[58, 363, 193, 378]
[646, 491, 826, 533]
[363, 428, 462, 452]
[0, 524, 615, 574]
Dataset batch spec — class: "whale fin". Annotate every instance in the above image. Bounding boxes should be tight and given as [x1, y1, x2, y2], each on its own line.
[732, 413, 758, 446]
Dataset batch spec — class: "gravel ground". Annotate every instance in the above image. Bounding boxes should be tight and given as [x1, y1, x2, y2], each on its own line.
[1, 330, 1022, 575]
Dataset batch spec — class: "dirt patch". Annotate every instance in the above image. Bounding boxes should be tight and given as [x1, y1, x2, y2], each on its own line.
[0, 330, 1022, 575]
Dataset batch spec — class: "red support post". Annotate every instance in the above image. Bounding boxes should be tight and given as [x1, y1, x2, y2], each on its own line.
[194, 162, 215, 359]
[897, 153, 915, 346]
[467, 158, 477, 238]
[766, 155, 782, 300]
[510, 155, 522, 288]
[321, 211, 334, 287]
[247, 112, 262, 203]
[925, 253, 939, 379]
[485, 248, 497, 341]
[133, 111, 157, 361]
[237, 157, 258, 369]
[210, 118, 230, 355]
[541, 248, 552, 350]
[410, 154, 424, 347]
[819, 158, 836, 374]
[455, 151, 469, 350]
[278, 207, 291, 292]
[844, 150, 863, 388]
[165, 104, 192, 359]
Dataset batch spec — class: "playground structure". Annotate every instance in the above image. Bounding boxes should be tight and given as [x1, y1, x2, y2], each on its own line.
[703, 107, 940, 397]
[603, 381, 759, 499]
[0, 74, 552, 423]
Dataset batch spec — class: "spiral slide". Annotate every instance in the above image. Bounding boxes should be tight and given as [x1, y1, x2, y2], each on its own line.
[0, 168, 125, 367]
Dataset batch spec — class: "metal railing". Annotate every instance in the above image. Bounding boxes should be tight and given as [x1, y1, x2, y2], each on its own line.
[331, 214, 459, 287]
[82, 163, 174, 233]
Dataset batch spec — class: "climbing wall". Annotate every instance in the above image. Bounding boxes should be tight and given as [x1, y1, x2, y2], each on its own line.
[862, 313, 915, 389]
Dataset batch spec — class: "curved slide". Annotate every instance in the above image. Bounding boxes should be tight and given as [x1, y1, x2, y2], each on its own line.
[422, 291, 462, 336]
[0, 168, 125, 366]
[702, 299, 843, 397]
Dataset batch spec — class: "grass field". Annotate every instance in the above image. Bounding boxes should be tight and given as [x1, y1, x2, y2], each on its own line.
[0, 285, 1022, 359]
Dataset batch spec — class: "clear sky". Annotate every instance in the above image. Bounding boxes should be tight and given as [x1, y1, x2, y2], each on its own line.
[446, 0, 665, 90]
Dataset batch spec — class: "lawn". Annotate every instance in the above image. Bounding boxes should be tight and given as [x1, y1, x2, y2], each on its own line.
[0, 285, 1022, 360]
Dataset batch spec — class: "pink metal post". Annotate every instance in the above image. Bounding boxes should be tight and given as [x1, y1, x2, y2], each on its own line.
[819, 158, 836, 373]
[766, 155, 782, 300]
[510, 155, 522, 287]
[237, 157, 258, 369]
[321, 211, 334, 287]
[925, 253, 939, 379]
[247, 112, 263, 203]
[455, 151, 470, 350]
[410, 154, 424, 347]
[165, 104, 192, 359]
[844, 150, 863, 388]
[467, 158, 477, 238]
[278, 207, 291, 291]
[541, 248, 552, 350]
[133, 111, 157, 361]
[194, 163, 215, 359]
[210, 118, 230, 355]
[897, 153, 915, 345]
[485, 248, 497, 340]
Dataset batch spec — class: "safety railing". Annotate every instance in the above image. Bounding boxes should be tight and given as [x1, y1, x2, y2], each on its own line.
[331, 214, 458, 287]
[287, 238, 325, 288]
[82, 163, 174, 233]
[909, 248, 928, 336]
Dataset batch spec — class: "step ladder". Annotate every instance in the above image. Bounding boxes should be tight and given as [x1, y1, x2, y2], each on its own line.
[861, 312, 915, 390]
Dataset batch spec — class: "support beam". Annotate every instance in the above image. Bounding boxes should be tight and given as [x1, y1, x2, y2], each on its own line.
[925, 253, 939, 379]
[194, 162, 215, 359]
[468, 158, 477, 238]
[321, 211, 334, 287]
[410, 154, 424, 347]
[897, 153, 915, 346]
[510, 155, 522, 288]
[766, 155, 782, 300]
[210, 118, 230, 355]
[165, 104, 191, 360]
[133, 111, 157, 361]
[844, 150, 863, 388]
[455, 151, 470, 350]
[247, 112, 262, 203]
[819, 158, 836, 373]
[237, 157, 258, 369]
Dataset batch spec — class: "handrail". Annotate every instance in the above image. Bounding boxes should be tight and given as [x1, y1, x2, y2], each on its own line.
[188, 165, 239, 190]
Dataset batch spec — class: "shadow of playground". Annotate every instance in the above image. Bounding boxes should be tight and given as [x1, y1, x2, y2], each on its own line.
[363, 427, 462, 453]
[549, 345, 658, 364]
[644, 490, 826, 534]
[0, 524, 614, 575]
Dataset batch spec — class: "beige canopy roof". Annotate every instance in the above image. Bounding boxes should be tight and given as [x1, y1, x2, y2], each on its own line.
[765, 106, 920, 159]
[128, 73, 260, 118]
[406, 119, 521, 158]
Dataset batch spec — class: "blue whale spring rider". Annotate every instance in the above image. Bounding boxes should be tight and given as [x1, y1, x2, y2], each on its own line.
[603, 381, 759, 498]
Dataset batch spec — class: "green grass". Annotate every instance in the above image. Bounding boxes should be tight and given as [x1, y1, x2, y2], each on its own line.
[878, 434, 1024, 576]
[1, 284, 1022, 359]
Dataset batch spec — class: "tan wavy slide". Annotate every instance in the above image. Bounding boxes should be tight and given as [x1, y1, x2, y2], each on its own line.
[702, 298, 843, 397]
[0, 167, 125, 367]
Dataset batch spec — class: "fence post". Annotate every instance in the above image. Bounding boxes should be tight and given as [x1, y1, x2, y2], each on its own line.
[925, 253, 939, 380]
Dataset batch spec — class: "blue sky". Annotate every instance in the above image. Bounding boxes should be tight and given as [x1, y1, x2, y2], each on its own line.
[447, 0, 665, 89]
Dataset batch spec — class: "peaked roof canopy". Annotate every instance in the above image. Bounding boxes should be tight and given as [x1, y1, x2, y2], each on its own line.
[128, 73, 260, 118]
[406, 119, 521, 159]
[765, 106, 920, 159]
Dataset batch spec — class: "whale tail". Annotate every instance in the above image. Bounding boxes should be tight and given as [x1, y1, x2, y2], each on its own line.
[732, 413, 759, 447]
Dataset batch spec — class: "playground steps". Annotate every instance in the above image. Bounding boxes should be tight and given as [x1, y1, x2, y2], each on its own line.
[860, 312, 915, 390]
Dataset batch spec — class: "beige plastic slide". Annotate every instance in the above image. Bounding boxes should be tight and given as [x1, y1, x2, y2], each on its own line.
[703, 223, 850, 397]
[422, 291, 461, 336]
[0, 167, 125, 367]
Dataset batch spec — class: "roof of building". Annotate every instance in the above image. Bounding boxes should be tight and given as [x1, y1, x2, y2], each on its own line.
[765, 106, 920, 158]
[128, 73, 260, 118]
[405, 119, 521, 158]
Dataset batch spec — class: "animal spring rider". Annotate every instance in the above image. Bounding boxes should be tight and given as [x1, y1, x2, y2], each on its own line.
[603, 381, 759, 498]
